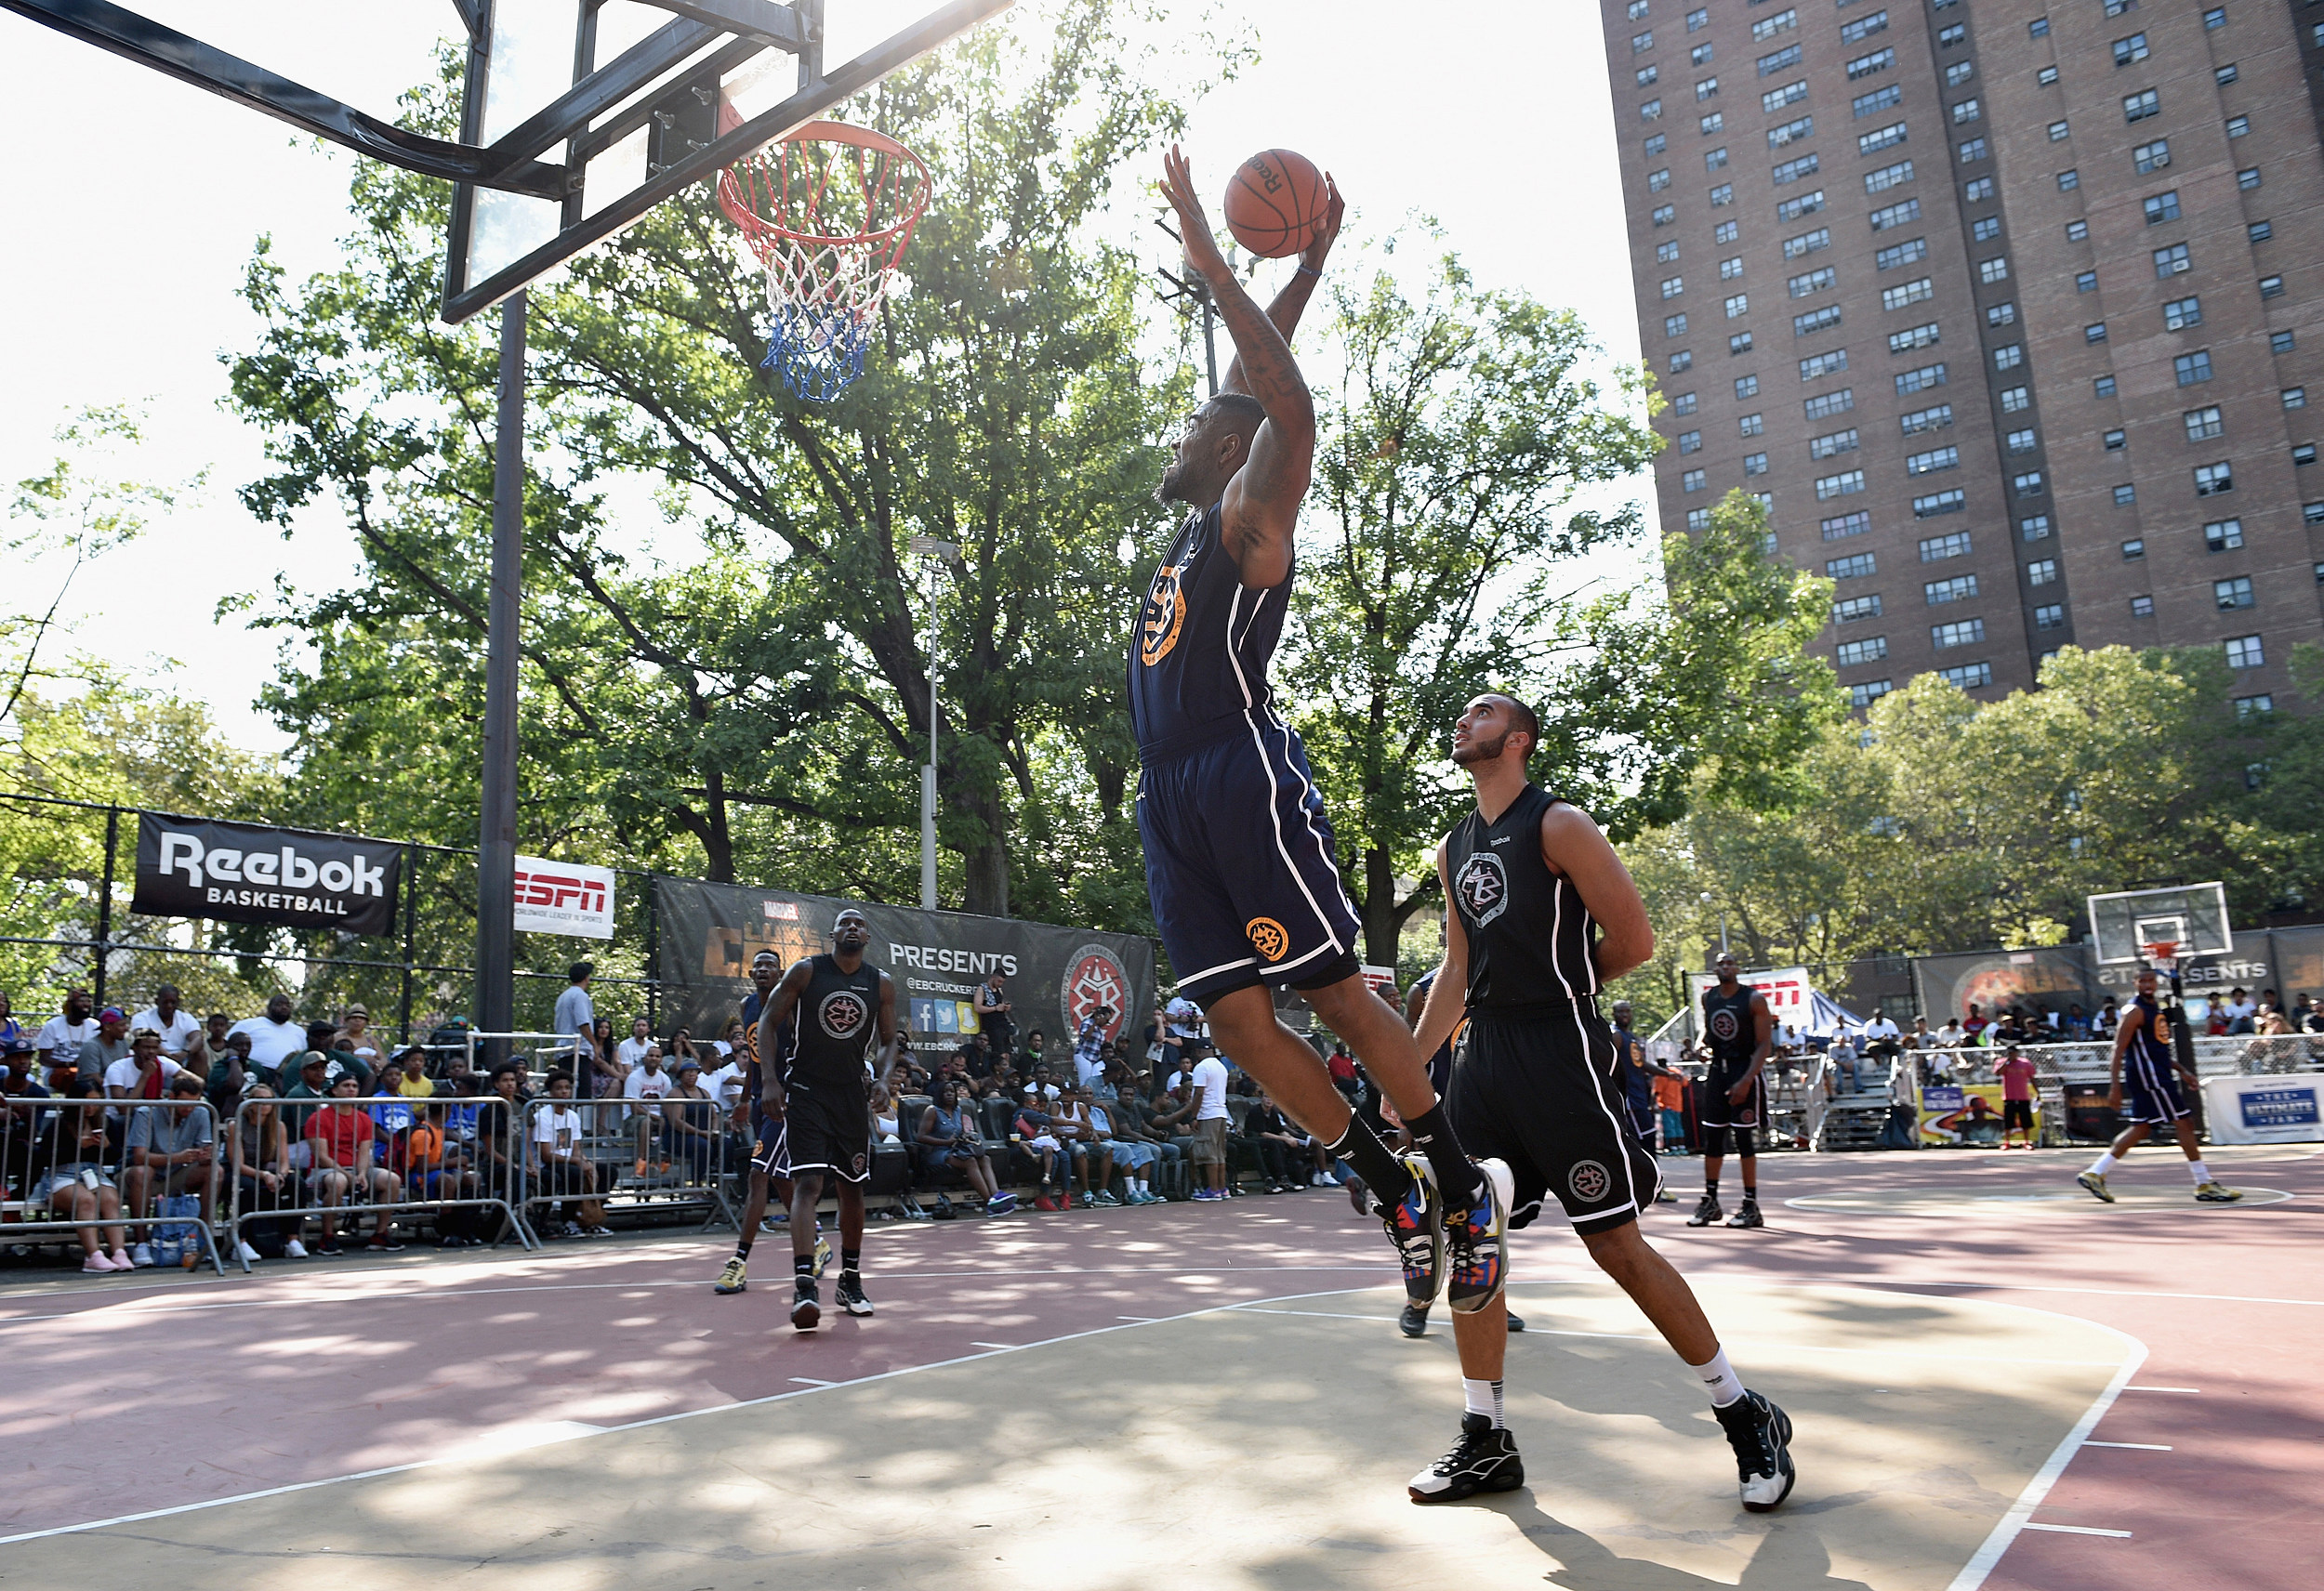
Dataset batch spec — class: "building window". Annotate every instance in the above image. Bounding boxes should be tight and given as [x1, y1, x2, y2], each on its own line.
[1693, 43, 1714, 67]
[1739, 411, 1765, 436]
[2185, 406, 2224, 441]
[2175, 350, 2212, 386]
[2153, 243, 2190, 278]
[1736, 374, 1761, 399]
[1999, 386, 2029, 413]
[1649, 167, 1673, 192]
[2130, 595, 2155, 618]
[1849, 680, 1894, 708]
[1851, 86, 1901, 123]
[1975, 256, 2009, 285]
[2027, 559, 2059, 585]
[2095, 375, 2118, 398]
[2236, 694, 2274, 719]
[2205, 518, 2244, 552]
[2164, 296, 2202, 332]
[1744, 451, 1770, 475]
[1865, 160, 1915, 195]
[2226, 634, 2265, 669]
[1660, 274, 1684, 299]
[1772, 153, 1820, 186]
[1758, 45, 1803, 78]
[2006, 428, 2038, 454]
[1957, 137, 1988, 164]
[1657, 241, 1679, 265]
[2216, 63, 2239, 85]
[2034, 604, 2067, 630]
[1782, 228, 1829, 261]
[1683, 468, 1707, 492]
[1723, 293, 1749, 319]
[1769, 114, 1815, 151]
[1823, 509, 1873, 540]
[1895, 362, 1946, 396]
[1687, 507, 1711, 531]
[2022, 515, 2053, 542]
[2143, 191, 2180, 224]
[1974, 217, 2002, 243]
[1920, 532, 1972, 561]
[1715, 220, 1737, 244]
[1642, 99, 1663, 123]
[2215, 577, 2256, 611]
[2251, 220, 2273, 244]
[1907, 446, 1961, 475]
[2298, 444, 2319, 467]
[1900, 403, 1954, 435]
[2260, 274, 2286, 299]
[1671, 391, 1698, 417]
[1776, 190, 1827, 223]
[1924, 574, 1978, 604]
[1700, 113, 1723, 134]
[1677, 429, 1702, 454]
[1762, 80, 1809, 113]
[1952, 99, 1982, 126]
[1882, 277, 1935, 310]
[1833, 594, 1884, 623]
[2204, 7, 2226, 27]
[2123, 89, 2159, 123]
[2133, 138, 2170, 175]
[1666, 313, 1689, 337]
[2113, 483, 2137, 506]
[1800, 348, 1848, 380]
[1888, 322, 1941, 354]
[2085, 323, 2108, 345]
[2286, 388, 2307, 411]
[2103, 429, 2125, 451]
[1639, 66, 1660, 88]
[1869, 199, 1921, 231]
[1633, 30, 1655, 53]
[2239, 168, 2265, 192]
[1859, 123, 1908, 156]
[1816, 469, 1868, 500]
[2226, 116, 2250, 140]
[1804, 388, 1855, 421]
[1808, 427, 1857, 458]
[2120, 538, 2143, 559]
[1710, 182, 1735, 205]
[1914, 488, 1967, 517]
[1836, 636, 1888, 665]
[1964, 177, 1995, 202]
[1730, 332, 1755, 354]
[1721, 256, 1745, 281]
[2057, 169, 2080, 192]
[2195, 461, 2234, 495]
[2112, 33, 2149, 68]
[1841, 9, 1892, 46]
[1653, 204, 1675, 226]
[2048, 120, 2070, 142]
[1685, 6, 1708, 30]
[1706, 147, 1729, 172]
[1938, 23, 1964, 47]
[1993, 344, 2023, 371]
[1875, 237, 1928, 272]
[1750, 8, 1796, 43]
[2013, 470, 2045, 498]
[1827, 552, 1876, 579]
[1932, 619, 1986, 649]
[2066, 220, 2090, 242]
[2029, 17, 2050, 39]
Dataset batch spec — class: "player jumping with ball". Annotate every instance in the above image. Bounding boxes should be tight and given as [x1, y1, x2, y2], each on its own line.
[1135, 148, 1509, 1338]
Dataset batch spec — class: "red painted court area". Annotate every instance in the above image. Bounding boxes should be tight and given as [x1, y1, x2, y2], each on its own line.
[3, 1144, 2319, 1589]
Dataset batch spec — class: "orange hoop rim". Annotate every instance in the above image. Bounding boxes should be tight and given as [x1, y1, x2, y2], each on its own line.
[717, 118, 931, 253]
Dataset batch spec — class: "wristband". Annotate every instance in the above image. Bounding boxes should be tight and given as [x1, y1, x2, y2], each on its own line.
[1295, 265, 1321, 279]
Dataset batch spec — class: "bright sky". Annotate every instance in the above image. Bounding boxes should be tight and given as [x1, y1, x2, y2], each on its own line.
[0, 0, 1645, 754]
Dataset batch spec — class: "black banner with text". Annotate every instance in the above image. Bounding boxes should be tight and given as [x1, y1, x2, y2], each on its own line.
[131, 812, 403, 935]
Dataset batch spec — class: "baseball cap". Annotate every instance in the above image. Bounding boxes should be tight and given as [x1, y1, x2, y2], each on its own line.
[676, 1058, 701, 1074]
[345, 1004, 370, 1019]
[297, 1050, 328, 1071]
[99, 1007, 126, 1023]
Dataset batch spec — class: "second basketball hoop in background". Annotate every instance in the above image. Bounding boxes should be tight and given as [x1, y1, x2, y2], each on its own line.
[1223, 149, 1327, 258]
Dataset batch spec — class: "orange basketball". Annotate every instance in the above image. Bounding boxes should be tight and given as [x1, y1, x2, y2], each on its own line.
[1222, 149, 1327, 259]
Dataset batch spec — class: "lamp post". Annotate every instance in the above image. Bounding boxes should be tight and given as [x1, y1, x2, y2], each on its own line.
[907, 535, 960, 910]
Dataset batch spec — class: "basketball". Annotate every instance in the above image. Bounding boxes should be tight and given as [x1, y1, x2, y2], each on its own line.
[1222, 149, 1327, 259]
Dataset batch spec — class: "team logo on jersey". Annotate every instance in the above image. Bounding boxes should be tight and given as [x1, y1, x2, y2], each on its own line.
[851, 1150, 868, 1176]
[1568, 1160, 1612, 1203]
[1063, 944, 1132, 1041]
[1246, 916, 1290, 961]
[1708, 1008, 1740, 1044]
[2153, 1012, 2172, 1044]
[1454, 852, 1510, 927]
[1140, 562, 1188, 665]
[818, 988, 870, 1042]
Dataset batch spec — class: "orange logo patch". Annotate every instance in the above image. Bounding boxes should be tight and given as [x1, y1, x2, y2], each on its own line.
[1246, 917, 1290, 962]
[1141, 564, 1188, 665]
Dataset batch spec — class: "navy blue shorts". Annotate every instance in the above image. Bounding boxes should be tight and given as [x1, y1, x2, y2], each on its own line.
[1137, 722, 1362, 1005]
[2122, 1053, 2189, 1124]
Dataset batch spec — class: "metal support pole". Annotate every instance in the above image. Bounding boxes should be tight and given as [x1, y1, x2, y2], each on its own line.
[1201, 290, 1218, 397]
[644, 873, 660, 1032]
[92, 805, 119, 1011]
[399, 842, 418, 1045]
[922, 557, 939, 911]
[476, 291, 527, 1070]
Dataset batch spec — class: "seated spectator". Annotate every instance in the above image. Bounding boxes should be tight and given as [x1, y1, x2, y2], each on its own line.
[2222, 987, 2258, 1035]
[917, 1080, 1010, 1213]
[471, 1065, 526, 1231]
[623, 1044, 675, 1177]
[201, 1031, 257, 1106]
[2063, 1003, 2092, 1041]
[2091, 1000, 2119, 1039]
[662, 1058, 720, 1182]
[1022, 1063, 1063, 1105]
[1112, 1085, 1186, 1191]
[441, 1046, 483, 1098]
[710, 1016, 746, 1061]
[389, 1045, 435, 1099]
[870, 1083, 902, 1145]
[305, 1074, 404, 1256]
[122, 1072, 218, 1267]
[532, 1071, 610, 1238]
[230, 1083, 305, 1261]
[35, 1072, 131, 1271]
[405, 1101, 483, 1248]
[129, 985, 203, 1058]
[78, 1007, 133, 1083]
[106, 1028, 193, 1109]
[1012, 1094, 1070, 1211]
[1051, 1085, 1109, 1205]
[1243, 1090, 1309, 1194]
[227, 994, 305, 1077]
[1828, 1033, 1859, 1095]
[0, 991, 23, 1055]
[33, 987, 96, 1084]
[1083, 1084, 1158, 1203]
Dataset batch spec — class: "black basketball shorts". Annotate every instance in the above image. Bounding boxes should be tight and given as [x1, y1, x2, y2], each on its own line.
[1698, 1061, 1765, 1131]
[1446, 1007, 1661, 1235]
[775, 1075, 872, 1184]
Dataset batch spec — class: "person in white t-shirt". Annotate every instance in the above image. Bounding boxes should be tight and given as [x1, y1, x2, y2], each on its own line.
[129, 985, 203, 1058]
[531, 1072, 608, 1236]
[623, 1045, 676, 1177]
[230, 994, 307, 1073]
[1189, 1051, 1232, 1200]
[34, 987, 96, 1080]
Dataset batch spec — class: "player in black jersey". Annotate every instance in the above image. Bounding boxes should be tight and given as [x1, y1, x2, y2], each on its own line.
[748, 911, 901, 1329]
[1691, 953, 1773, 1229]
[1138, 148, 1503, 1321]
[1407, 695, 1795, 1512]
[2076, 967, 2243, 1203]
[714, 951, 829, 1296]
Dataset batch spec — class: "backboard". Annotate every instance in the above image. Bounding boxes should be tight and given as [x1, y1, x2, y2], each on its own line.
[2086, 882, 2232, 966]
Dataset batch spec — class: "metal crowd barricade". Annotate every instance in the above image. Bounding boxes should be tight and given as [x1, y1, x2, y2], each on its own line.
[226, 1093, 538, 1273]
[520, 1093, 739, 1240]
[460, 1030, 587, 1090]
[1, 1096, 227, 1275]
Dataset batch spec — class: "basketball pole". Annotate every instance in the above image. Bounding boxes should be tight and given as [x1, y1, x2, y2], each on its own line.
[475, 289, 527, 1067]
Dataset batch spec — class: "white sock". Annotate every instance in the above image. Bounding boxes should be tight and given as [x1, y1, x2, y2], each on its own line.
[2087, 1151, 2119, 1177]
[1462, 1376, 1507, 1428]
[1690, 1347, 1746, 1408]
[2187, 1159, 2212, 1185]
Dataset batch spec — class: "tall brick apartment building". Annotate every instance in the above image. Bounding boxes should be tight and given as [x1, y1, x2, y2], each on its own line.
[1600, 0, 2324, 712]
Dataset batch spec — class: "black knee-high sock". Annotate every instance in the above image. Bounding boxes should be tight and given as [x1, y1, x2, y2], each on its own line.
[734, 1231, 753, 1261]
[1405, 1102, 1486, 1207]
[840, 1246, 862, 1276]
[1327, 1114, 1410, 1205]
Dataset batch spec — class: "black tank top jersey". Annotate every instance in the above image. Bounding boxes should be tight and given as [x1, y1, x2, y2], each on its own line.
[2126, 993, 2174, 1070]
[1128, 501, 1295, 760]
[784, 953, 885, 1089]
[1445, 783, 1601, 1011]
[1701, 983, 1759, 1067]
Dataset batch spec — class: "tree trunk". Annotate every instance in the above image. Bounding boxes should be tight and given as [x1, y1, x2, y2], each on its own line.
[957, 775, 1009, 917]
[1362, 844, 1403, 969]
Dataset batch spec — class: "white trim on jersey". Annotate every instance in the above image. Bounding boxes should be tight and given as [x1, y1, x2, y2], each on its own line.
[1223, 585, 1347, 959]
[1547, 873, 1642, 1220]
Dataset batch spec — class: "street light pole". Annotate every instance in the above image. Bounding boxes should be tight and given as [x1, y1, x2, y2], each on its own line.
[907, 535, 959, 910]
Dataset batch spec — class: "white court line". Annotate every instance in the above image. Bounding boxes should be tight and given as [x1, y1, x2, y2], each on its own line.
[1532, 1273, 2324, 1311]
[2020, 1523, 2133, 1538]
[969, 1342, 1017, 1350]
[2082, 1441, 2172, 1450]
[1116, 1315, 1155, 1321]
[2124, 1385, 2200, 1393]
[787, 1377, 835, 1387]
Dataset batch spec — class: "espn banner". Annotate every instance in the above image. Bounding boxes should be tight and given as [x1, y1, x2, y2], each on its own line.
[512, 855, 615, 940]
[131, 812, 403, 935]
[653, 877, 1155, 1058]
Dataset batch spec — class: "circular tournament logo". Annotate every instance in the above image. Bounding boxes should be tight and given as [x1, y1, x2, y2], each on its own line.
[1245, 916, 1291, 962]
[818, 988, 870, 1042]
[1063, 944, 1132, 1042]
[1708, 1008, 1740, 1043]
[1568, 1160, 1612, 1203]
[1139, 563, 1188, 666]
[1454, 852, 1510, 927]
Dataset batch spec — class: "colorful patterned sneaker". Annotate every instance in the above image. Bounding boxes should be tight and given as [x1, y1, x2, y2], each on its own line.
[2074, 1170, 2115, 1204]
[1445, 1157, 1513, 1315]
[1379, 1154, 1445, 1308]
[713, 1256, 748, 1295]
[1407, 1413, 1524, 1505]
[2194, 1181, 2244, 1203]
[1713, 1390, 1797, 1513]
[812, 1233, 834, 1278]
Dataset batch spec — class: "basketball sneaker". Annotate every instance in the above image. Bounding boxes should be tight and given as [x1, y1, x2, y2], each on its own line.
[1406, 1413, 1525, 1505]
[714, 1256, 748, 1295]
[1398, 1302, 1429, 1339]
[1445, 1157, 1513, 1315]
[791, 1277, 821, 1331]
[1712, 1389, 1796, 1513]
[813, 1232, 834, 1278]
[2194, 1181, 2244, 1203]
[1380, 1155, 1445, 1308]
[836, 1273, 874, 1316]
[1725, 1199, 1764, 1229]
[2074, 1170, 2115, 1204]
[1686, 1191, 1723, 1227]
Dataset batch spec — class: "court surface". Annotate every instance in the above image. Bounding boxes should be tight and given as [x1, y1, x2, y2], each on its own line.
[3, 1143, 2317, 1590]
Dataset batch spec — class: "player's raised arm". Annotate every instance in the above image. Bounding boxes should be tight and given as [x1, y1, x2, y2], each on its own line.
[1218, 176, 1343, 399]
[1158, 145, 1314, 588]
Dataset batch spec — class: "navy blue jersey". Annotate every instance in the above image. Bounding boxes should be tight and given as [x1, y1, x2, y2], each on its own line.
[2124, 993, 2173, 1071]
[1129, 501, 1295, 761]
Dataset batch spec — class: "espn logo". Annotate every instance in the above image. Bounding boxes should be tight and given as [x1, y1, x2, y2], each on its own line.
[514, 867, 607, 914]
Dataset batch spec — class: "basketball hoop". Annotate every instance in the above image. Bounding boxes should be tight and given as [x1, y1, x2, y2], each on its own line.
[2142, 940, 2181, 977]
[717, 120, 931, 402]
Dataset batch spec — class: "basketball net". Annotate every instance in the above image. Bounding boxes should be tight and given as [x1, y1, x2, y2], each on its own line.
[2143, 940, 2181, 979]
[717, 119, 930, 402]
